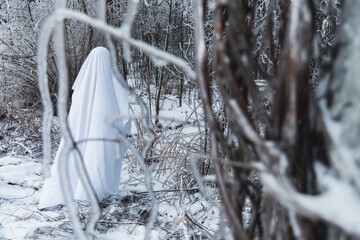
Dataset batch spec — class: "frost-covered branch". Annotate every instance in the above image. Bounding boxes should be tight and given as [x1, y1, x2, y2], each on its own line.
[37, 15, 56, 177]
[54, 8, 196, 80]
[193, 1, 249, 239]
[97, 1, 158, 238]
[108, 115, 158, 240]
[52, 2, 90, 239]
[261, 166, 360, 237]
[122, 0, 139, 62]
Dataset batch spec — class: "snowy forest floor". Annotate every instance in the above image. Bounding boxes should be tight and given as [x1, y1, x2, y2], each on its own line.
[0, 155, 221, 239]
[0, 84, 227, 239]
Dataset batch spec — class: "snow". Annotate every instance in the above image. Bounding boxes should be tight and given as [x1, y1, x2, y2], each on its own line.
[0, 156, 51, 239]
[0, 85, 224, 239]
[0, 154, 221, 239]
[261, 164, 360, 237]
[0, 183, 35, 199]
[318, 99, 360, 187]
[104, 226, 159, 239]
[296, 179, 360, 236]
[0, 157, 41, 186]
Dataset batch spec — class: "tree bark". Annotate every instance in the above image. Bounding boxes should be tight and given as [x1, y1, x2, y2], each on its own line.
[155, 0, 172, 126]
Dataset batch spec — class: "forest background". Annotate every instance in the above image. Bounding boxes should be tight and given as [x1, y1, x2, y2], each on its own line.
[1, 0, 360, 240]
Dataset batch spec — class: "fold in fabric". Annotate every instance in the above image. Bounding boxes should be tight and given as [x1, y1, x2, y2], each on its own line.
[39, 47, 131, 210]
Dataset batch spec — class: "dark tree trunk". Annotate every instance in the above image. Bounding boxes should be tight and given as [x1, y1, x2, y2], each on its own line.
[155, 0, 172, 126]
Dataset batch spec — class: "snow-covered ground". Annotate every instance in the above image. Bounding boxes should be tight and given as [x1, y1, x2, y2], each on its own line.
[0, 155, 222, 239]
[0, 87, 226, 239]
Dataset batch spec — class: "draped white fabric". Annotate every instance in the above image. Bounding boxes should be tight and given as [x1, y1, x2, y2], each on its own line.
[39, 47, 131, 209]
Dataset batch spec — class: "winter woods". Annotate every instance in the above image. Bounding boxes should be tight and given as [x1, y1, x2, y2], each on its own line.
[1, 0, 360, 239]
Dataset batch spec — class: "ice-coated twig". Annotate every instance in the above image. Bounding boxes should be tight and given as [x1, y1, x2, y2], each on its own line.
[52, 3, 88, 239]
[317, 99, 360, 189]
[289, 210, 304, 240]
[211, 131, 249, 239]
[9, 142, 33, 155]
[71, 147, 101, 237]
[249, 90, 360, 238]
[260, 169, 360, 237]
[122, 0, 139, 62]
[108, 116, 158, 240]
[105, 32, 153, 143]
[37, 15, 56, 177]
[228, 98, 290, 173]
[54, 8, 196, 80]
[98, 1, 157, 238]
[228, 99, 261, 145]
[193, 1, 249, 239]
[52, 2, 100, 239]
[96, 0, 106, 20]
[188, 154, 213, 202]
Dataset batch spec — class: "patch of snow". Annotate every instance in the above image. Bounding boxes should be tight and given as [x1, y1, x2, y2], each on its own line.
[0, 89, 223, 239]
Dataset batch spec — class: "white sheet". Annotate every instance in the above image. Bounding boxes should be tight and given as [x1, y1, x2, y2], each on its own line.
[39, 47, 131, 209]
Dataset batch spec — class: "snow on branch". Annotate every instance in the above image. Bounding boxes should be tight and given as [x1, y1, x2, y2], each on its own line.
[122, 0, 139, 62]
[55, 8, 196, 80]
[261, 166, 360, 237]
[37, 15, 56, 178]
[50, 2, 101, 239]
[228, 92, 360, 238]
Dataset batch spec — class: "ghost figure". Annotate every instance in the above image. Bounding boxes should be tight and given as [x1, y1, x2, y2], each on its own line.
[39, 47, 131, 210]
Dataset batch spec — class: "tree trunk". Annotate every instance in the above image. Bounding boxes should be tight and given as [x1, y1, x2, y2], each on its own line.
[155, 0, 172, 126]
[178, 6, 184, 107]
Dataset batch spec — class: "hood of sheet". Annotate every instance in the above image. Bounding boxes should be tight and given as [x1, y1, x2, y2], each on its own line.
[71, 46, 130, 136]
